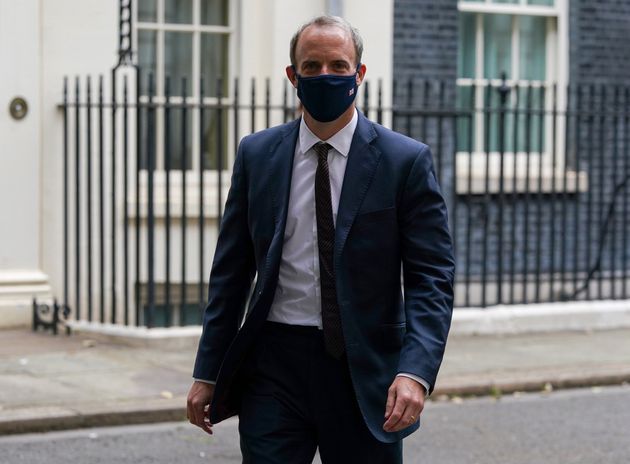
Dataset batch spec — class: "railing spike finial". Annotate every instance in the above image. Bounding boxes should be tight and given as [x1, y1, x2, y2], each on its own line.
[499, 71, 511, 103]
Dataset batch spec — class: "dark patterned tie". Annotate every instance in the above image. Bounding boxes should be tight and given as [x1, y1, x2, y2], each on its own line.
[313, 142, 345, 358]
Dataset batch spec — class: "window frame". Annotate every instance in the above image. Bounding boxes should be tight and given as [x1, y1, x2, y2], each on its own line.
[455, 0, 582, 194]
[132, 0, 238, 217]
[134, 0, 236, 173]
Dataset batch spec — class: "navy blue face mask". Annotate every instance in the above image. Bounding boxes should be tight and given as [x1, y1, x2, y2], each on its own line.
[293, 64, 361, 122]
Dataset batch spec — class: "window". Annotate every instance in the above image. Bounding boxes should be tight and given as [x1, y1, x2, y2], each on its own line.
[136, 0, 232, 171]
[457, 0, 561, 154]
[455, 0, 577, 193]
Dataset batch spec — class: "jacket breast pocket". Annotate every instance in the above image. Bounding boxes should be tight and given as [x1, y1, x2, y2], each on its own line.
[353, 206, 397, 232]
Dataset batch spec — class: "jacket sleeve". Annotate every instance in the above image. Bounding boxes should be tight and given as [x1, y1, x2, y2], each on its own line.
[397, 144, 455, 393]
[192, 139, 256, 381]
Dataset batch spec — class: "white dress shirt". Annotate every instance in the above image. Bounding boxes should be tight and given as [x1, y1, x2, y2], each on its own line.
[196, 109, 429, 394]
[266, 110, 355, 327]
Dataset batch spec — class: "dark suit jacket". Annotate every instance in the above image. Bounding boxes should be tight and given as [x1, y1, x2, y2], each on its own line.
[193, 111, 455, 443]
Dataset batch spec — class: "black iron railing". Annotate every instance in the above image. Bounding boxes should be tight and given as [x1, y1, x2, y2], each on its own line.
[57, 71, 630, 328]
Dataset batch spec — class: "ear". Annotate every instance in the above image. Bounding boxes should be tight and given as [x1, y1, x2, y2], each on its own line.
[286, 65, 298, 89]
[356, 63, 367, 86]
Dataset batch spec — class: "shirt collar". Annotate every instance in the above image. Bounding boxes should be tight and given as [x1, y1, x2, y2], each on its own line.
[298, 108, 358, 158]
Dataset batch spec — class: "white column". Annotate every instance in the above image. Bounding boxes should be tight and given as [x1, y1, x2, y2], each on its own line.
[0, 0, 51, 326]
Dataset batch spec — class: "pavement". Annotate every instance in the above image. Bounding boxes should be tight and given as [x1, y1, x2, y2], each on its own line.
[1, 325, 630, 435]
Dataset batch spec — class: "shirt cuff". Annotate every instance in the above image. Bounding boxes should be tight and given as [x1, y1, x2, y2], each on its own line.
[396, 373, 431, 396]
[193, 378, 216, 385]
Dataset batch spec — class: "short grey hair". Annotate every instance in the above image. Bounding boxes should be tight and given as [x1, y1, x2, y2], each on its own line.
[289, 15, 363, 68]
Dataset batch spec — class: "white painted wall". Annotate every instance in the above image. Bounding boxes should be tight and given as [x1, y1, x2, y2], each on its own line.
[0, 0, 50, 324]
[1, 0, 394, 327]
[39, 0, 119, 326]
[0, 0, 40, 270]
[0, 0, 119, 326]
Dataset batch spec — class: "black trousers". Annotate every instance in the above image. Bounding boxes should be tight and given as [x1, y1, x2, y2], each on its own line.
[238, 322, 402, 464]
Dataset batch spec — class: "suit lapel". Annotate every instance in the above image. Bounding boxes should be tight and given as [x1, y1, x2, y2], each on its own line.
[335, 112, 380, 261]
[264, 114, 380, 273]
[268, 119, 300, 243]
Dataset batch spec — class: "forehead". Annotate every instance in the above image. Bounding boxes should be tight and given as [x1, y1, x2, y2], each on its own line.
[295, 24, 355, 63]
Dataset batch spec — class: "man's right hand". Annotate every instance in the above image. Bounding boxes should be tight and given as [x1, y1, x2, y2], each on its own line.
[187, 381, 215, 435]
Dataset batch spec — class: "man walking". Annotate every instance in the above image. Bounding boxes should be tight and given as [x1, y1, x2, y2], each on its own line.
[187, 15, 455, 463]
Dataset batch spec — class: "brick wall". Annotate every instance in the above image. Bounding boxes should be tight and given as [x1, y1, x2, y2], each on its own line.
[392, 0, 459, 212]
[393, 0, 459, 82]
[392, 0, 630, 306]
[569, 0, 630, 86]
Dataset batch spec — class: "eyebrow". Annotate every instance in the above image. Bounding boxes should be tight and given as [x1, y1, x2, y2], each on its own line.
[301, 60, 320, 68]
[300, 59, 351, 69]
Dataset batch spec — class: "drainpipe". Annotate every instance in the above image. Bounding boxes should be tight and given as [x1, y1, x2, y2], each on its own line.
[327, 0, 344, 17]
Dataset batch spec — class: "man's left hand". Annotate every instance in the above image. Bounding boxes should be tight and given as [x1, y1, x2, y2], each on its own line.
[383, 376, 426, 433]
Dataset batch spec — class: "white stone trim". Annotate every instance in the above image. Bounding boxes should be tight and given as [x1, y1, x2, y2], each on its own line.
[455, 152, 588, 194]
[67, 320, 202, 348]
[67, 299, 630, 341]
[0, 270, 52, 328]
[452, 300, 630, 335]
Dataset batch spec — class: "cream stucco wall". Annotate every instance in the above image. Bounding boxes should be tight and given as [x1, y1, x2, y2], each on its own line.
[0, 0, 48, 325]
[39, 0, 119, 327]
[0, 0, 118, 326]
[1, 0, 394, 327]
